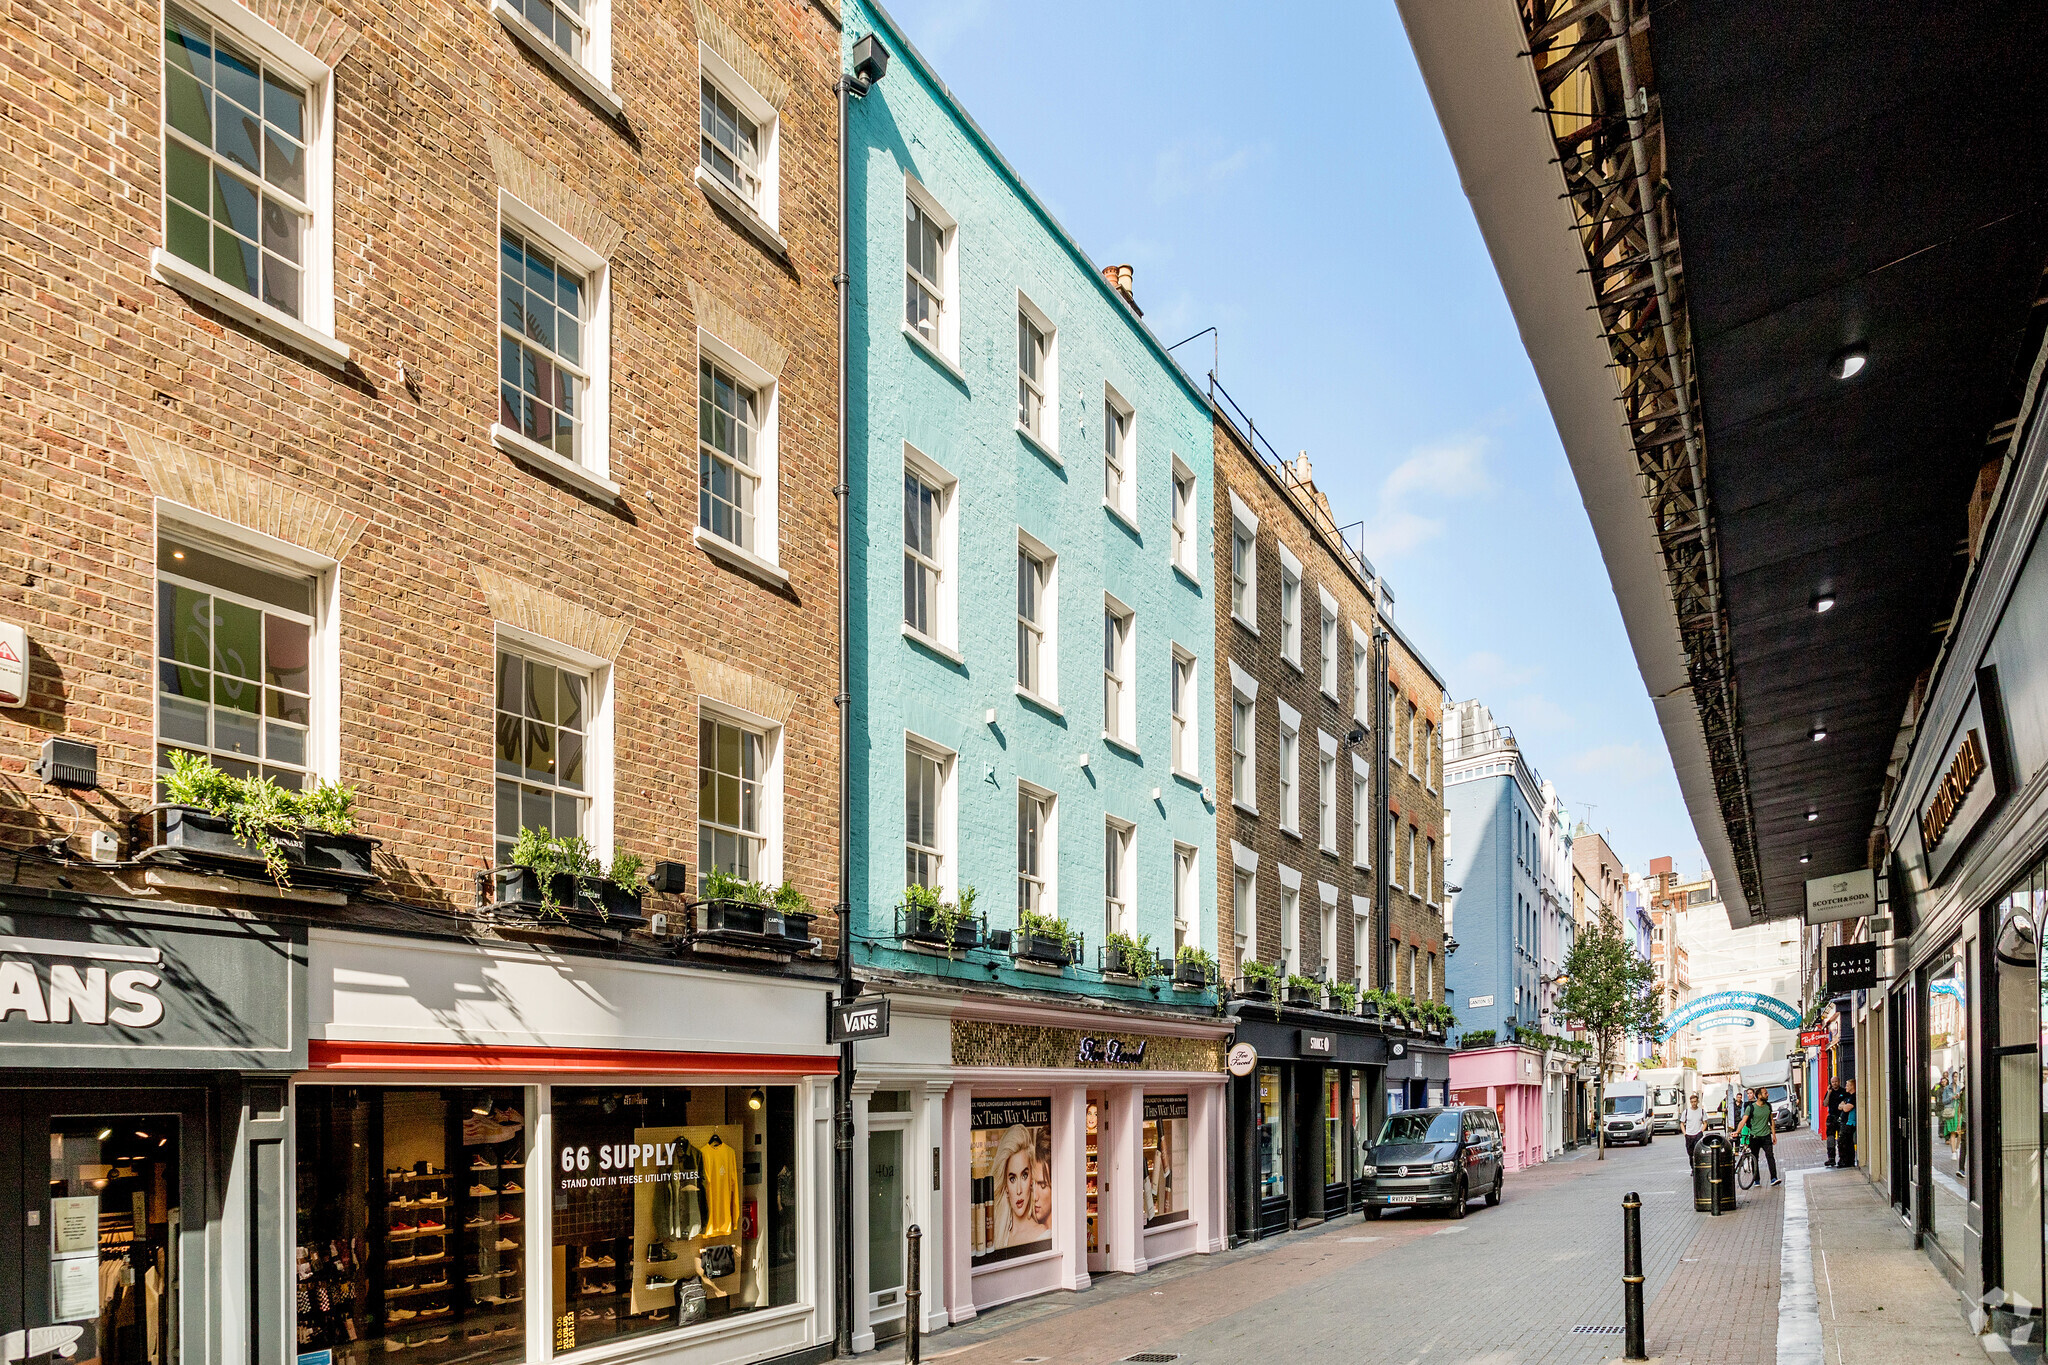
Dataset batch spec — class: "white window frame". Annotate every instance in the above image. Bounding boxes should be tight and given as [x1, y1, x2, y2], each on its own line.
[1351, 622, 1371, 727]
[1102, 383, 1135, 524]
[1102, 592, 1135, 749]
[1406, 823, 1418, 897]
[1316, 731, 1337, 854]
[902, 174, 958, 364]
[693, 325, 782, 574]
[492, 0, 620, 117]
[1231, 855, 1257, 966]
[695, 695, 780, 890]
[1426, 835, 1438, 908]
[1278, 866, 1302, 976]
[1351, 753, 1371, 870]
[1277, 699, 1302, 836]
[1408, 700, 1420, 772]
[1387, 811, 1401, 890]
[491, 190, 615, 498]
[1229, 665, 1257, 815]
[1170, 645, 1198, 779]
[1425, 718, 1438, 792]
[153, 0, 345, 365]
[1104, 815, 1135, 942]
[1317, 587, 1339, 699]
[1277, 543, 1303, 670]
[696, 42, 781, 234]
[904, 732, 956, 897]
[496, 623, 615, 865]
[1319, 884, 1338, 982]
[1015, 530, 1058, 706]
[1017, 780, 1058, 919]
[1389, 695, 1406, 770]
[1173, 841, 1199, 951]
[153, 511, 340, 791]
[900, 442, 958, 652]
[1170, 454, 1199, 579]
[1016, 292, 1059, 457]
[1228, 491, 1258, 631]
[1352, 896, 1371, 991]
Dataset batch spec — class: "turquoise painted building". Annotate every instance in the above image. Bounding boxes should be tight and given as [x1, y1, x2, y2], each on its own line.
[842, 2, 1217, 1005]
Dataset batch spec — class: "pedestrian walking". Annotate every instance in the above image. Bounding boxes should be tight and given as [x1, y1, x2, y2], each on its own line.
[1823, 1076, 1847, 1167]
[1682, 1092, 1705, 1166]
[1744, 1089, 1780, 1185]
[1835, 1078, 1857, 1169]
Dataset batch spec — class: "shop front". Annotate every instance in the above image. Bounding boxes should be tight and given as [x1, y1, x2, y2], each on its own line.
[1449, 1045, 1545, 1171]
[0, 889, 307, 1365]
[1224, 1011, 1429, 1240]
[295, 927, 840, 1365]
[937, 1002, 1227, 1325]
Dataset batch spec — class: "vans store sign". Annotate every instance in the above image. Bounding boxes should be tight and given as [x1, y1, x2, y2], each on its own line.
[0, 900, 305, 1069]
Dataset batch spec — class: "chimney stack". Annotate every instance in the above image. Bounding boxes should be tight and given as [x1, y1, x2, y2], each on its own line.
[1101, 264, 1141, 316]
[1286, 450, 1335, 524]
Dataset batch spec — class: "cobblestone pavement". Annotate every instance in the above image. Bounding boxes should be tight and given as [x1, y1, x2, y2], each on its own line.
[915, 1132, 1834, 1365]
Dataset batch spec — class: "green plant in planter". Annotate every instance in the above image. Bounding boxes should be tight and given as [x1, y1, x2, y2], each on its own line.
[1175, 943, 1214, 978]
[510, 826, 602, 917]
[1103, 930, 1155, 978]
[1458, 1029, 1497, 1050]
[771, 881, 814, 916]
[1237, 958, 1282, 1018]
[161, 749, 362, 888]
[1357, 987, 1394, 1017]
[1284, 973, 1321, 995]
[607, 850, 652, 896]
[704, 869, 770, 904]
[903, 883, 979, 956]
[1016, 906, 1074, 950]
[1327, 980, 1358, 1014]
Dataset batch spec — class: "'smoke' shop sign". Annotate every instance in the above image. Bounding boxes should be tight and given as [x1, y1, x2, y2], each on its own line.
[0, 899, 305, 1069]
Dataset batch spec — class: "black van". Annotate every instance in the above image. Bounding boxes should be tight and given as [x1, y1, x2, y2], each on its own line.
[1361, 1106, 1504, 1220]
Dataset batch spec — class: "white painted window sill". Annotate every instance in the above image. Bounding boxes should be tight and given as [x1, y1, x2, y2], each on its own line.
[1280, 824, 1302, 840]
[1172, 561, 1202, 591]
[901, 623, 964, 665]
[1281, 655, 1304, 675]
[492, 424, 621, 500]
[1231, 611, 1258, 637]
[1015, 685, 1063, 718]
[151, 249, 351, 368]
[694, 166, 788, 258]
[1016, 424, 1062, 467]
[902, 323, 966, 384]
[693, 525, 790, 587]
[1232, 798, 1258, 817]
[1100, 732, 1140, 759]
[494, 0, 624, 117]
[1321, 687, 1342, 706]
[1172, 767, 1202, 787]
[1103, 500, 1141, 537]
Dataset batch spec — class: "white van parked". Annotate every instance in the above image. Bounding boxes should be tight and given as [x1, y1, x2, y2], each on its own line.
[1601, 1080, 1653, 1147]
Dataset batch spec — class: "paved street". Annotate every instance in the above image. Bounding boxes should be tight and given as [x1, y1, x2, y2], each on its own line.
[909, 1130, 1984, 1365]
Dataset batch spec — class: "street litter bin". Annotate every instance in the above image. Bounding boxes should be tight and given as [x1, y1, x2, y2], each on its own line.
[1693, 1133, 1734, 1213]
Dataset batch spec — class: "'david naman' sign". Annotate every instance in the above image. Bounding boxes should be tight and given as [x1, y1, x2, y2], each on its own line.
[1914, 671, 2009, 887]
[0, 905, 304, 1069]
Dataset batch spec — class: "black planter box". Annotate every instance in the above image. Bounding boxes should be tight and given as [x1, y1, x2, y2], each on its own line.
[1101, 945, 1150, 978]
[138, 804, 380, 888]
[1012, 931, 1072, 966]
[780, 910, 817, 943]
[490, 866, 583, 917]
[1283, 985, 1320, 1007]
[1173, 959, 1210, 988]
[1233, 975, 1274, 1001]
[577, 879, 649, 931]
[901, 908, 983, 951]
[700, 899, 767, 936]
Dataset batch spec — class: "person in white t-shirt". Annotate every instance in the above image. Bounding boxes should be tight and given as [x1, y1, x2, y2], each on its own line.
[1683, 1093, 1706, 1165]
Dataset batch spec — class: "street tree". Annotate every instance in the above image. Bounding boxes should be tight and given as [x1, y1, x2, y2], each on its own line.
[1557, 901, 1665, 1158]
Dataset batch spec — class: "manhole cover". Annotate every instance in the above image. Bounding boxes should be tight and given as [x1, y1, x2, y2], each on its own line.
[1124, 1356, 1181, 1363]
[1571, 1325, 1625, 1335]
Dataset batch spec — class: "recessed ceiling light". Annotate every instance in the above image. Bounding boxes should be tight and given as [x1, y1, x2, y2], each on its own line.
[1811, 724, 1828, 742]
[1799, 852, 1811, 864]
[1813, 592, 1836, 613]
[1806, 810, 1819, 822]
[1830, 346, 1868, 380]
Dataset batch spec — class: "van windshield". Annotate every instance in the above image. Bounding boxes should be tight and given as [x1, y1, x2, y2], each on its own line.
[1603, 1095, 1645, 1116]
[1651, 1088, 1681, 1106]
[1378, 1112, 1461, 1144]
[1765, 1085, 1788, 1105]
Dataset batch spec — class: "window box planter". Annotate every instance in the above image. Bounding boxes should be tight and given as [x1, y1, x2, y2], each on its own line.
[487, 867, 646, 931]
[899, 907, 984, 952]
[136, 804, 380, 889]
[1232, 975, 1274, 1002]
[699, 898, 767, 936]
[1012, 931, 1074, 967]
[1282, 983, 1321, 1008]
[1101, 943, 1151, 979]
[780, 910, 818, 944]
[1173, 959, 1210, 989]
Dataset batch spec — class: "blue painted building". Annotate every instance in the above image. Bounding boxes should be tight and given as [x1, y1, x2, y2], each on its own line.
[1442, 699, 1568, 1043]
[839, 3, 1225, 1339]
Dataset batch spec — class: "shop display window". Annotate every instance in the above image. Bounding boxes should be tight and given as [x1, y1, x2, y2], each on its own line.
[549, 1085, 799, 1350]
[1994, 854, 2044, 1308]
[968, 1097, 1052, 1265]
[1323, 1075, 1342, 1186]
[1256, 1067, 1286, 1199]
[294, 1086, 529, 1364]
[1350, 1074, 1373, 1184]
[1927, 946, 1971, 1258]
[46, 1115, 180, 1362]
[1143, 1096, 1188, 1226]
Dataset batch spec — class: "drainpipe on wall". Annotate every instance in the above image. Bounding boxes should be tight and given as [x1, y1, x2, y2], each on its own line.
[1375, 622, 1392, 1000]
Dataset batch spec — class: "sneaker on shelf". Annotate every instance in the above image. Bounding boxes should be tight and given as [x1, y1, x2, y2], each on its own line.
[590, 1254, 616, 1268]
[578, 1307, 605, 1321]
[387, 1308, 418, 1323]
[464, 1216, 488, 1231]
[470, 1155, 492, 1171]
[389, 1253, 416, 1266]
[501, 1181, 523, 1195]
[646, 1240, 676, 1263]
[390, 1219, 415, 1235]
[467, 1185, 494, 1199]
[418, 1276, 448, 1291]
[496, 1212, 519, 1224]
[645, 1272, 676, 1289]
[419, 1305, 451, 1319]
[495, 1237, 519, 1252]
[581, 1283, 613, 1297]
[417, 1216, 444, 1231]
[501, 1159, 523, 1169]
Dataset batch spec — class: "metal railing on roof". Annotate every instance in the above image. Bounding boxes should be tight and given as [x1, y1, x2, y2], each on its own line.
[1208, 372, 1382, 597]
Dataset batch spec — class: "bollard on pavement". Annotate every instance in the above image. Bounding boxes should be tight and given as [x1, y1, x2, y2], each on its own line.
[1622, 1192, 1646, 1360]
[904, 1223, 922, 1364]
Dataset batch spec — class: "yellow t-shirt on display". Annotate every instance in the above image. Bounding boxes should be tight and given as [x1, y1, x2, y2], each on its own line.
[702, 1137, 741, 1238]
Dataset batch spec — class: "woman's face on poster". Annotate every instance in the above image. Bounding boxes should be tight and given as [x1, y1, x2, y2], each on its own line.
[1030, 1157, 1051, 1224]
[1004, 1148, 1033, 1219]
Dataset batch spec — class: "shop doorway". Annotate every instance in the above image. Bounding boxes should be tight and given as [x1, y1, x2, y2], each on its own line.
[1890, 986, 1913, 1213]
[1, 1086, 208, 1365]
[865, 1112, 909, 1342]
[1085, 1095, 1110, 1274]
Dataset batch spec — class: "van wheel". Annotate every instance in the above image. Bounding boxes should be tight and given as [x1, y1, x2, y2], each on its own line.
[1362, 1206, 1381, 1221]
[1486, 1175, 1502, 1206]
[1449, 1177, 1468, 1219]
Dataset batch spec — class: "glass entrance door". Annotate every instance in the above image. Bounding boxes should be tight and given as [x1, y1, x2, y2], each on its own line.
[1085, 1095, 1109, 1273]
[865, 1124, 906, 1341]
[3, 1088, 205, 1365]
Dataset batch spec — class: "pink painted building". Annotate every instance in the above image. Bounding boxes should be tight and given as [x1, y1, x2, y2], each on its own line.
[1450, 1045, 1548, 1171]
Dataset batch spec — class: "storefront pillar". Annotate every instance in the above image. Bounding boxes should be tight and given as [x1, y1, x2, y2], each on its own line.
[1052, 1086, 1090, 1291]
[940, 1083, 974, 1327]
[1191, 1084, 1227, 1254]
[1106, 1085, 1146, 1273]
[848, 1082, 878, 1353]
[914, 1080, 951, 1338]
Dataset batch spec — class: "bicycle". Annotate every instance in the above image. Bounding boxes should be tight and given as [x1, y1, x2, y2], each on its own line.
[1734, 1132, 1760, 1189]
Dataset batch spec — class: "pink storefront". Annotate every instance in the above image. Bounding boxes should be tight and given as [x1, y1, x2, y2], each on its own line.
[1450, 1045, 1547, 1172]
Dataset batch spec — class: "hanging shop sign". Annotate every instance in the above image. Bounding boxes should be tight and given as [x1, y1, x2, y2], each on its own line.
[1803, 868, 1875, 926]
[828, 994, 890, 1044]
[1226, 1042, 1258, 1077]
[0, 899, 305, 1068]
[1824, 943, 1879, 994]
[1799, 1029, 1829, 1048]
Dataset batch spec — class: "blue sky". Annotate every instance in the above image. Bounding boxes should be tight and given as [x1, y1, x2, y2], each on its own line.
[874, 0, 1705, 880]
